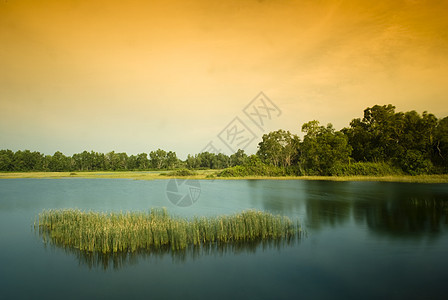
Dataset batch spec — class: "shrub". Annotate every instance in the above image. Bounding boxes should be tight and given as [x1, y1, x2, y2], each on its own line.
[399, 150, 434, 175]
[329, 162, 403, 176]
[217, 156, 287, 177]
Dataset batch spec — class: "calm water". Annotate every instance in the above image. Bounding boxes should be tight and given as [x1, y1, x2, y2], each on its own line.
[1, 178, 448, 299]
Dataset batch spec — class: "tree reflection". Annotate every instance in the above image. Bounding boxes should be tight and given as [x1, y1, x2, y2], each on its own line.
[44, 237, 299, 271]
[251, 180, 448, 239]
[301, 181, 354, 229]
[353, 198, 448, 238]
[305, 198, 351, 229]
[302, 181, 448, 238]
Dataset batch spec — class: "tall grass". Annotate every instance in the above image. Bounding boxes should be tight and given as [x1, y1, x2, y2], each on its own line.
[36, 208, 301, 254]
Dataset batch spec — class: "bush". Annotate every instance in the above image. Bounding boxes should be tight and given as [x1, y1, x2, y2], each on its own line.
[217, 156, 286, 177]
[329, 162, 403, 176]
[399, 150, 434, 175]
[284, 166, 304, 176]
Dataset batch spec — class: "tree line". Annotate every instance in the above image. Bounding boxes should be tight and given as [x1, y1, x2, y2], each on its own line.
[0, 149, 182, 172]
[254, 104, 448, 175]
[1, 104, 447, 175]
[0, 148, 250, 172]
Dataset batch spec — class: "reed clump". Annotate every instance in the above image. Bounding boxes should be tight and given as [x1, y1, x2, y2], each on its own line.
[37, 208, 301, 253]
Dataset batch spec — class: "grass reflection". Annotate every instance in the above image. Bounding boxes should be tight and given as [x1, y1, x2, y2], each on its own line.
[44, 237, 299, 270]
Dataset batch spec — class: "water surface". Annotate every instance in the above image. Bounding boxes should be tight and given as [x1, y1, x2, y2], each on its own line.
[0, 179, 447, 299]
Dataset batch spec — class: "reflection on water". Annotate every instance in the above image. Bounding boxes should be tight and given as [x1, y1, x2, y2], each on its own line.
[305, 193, 448, 236]
[249, 180, 448, 237]
[33, 180, 448, 269]
[355, 198, 448, 238]
[2, 179, 448, 299]
[48, 237, 299, 270]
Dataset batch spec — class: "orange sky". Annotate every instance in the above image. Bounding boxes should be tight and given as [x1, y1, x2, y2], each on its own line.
[1, 0, 448, 157]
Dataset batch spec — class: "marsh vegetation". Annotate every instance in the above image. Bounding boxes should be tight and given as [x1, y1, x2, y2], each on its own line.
[36, 208, 301, 254]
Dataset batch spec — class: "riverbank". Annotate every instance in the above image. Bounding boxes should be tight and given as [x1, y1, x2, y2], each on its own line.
[1, 171, 448, 183]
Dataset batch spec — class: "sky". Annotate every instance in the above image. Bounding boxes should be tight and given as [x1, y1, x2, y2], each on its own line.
[1, 0, 447, 159]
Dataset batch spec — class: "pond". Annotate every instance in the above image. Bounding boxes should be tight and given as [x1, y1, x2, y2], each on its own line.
[0, 178, 447, 299]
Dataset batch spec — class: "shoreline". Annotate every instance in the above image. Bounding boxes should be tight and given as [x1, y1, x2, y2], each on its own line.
[1, 171, 448, 183]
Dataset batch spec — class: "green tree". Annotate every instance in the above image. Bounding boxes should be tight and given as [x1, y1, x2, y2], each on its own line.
[215, 153, 230, 169]
[230, 149, 248, 167]
[300, 121, 352, 175]
[185, 154, 198, 169]
[257, 130, 300, 168]
[48, 151, 71, 171]
[0, 150, 14, 171]
[136, 153, 149, 169]
[149, 149, 167, 169]
[196, 152, 215, 169]
[343, 105, 439, 173]
[165, 151, 178, 169]
[127, 155, 138, 170]
[343, 104, 398, 162]
[434, 117, 448, 172]
[12, 150, 44, 171]
[106, 151, 123, 170]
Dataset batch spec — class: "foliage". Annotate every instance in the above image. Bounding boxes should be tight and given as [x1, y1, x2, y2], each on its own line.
[149, 149, 179, 169]
[433, 117, 448, 172]
[330, 162, 403, 176]
[342, 104, 445, 174]
[299, 121, 352, 175]
[186, 151, 234, 169]
[217, 155, 286, 177]
[229, 149, 248, 167]
[257, 130, 300, 167]
[399, 150, 434, 175]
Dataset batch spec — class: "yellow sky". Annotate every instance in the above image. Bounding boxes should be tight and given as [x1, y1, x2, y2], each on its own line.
[1, 0, 447, 157]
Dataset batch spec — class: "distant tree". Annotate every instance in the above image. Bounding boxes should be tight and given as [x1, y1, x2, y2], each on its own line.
[185, 154, 198, 169]
[127, 155, 138, 170]
[300, 121, 352, 175]
[0, 150, 14, 171]
[257, 129, 300, 168]
[196, 152, 215, 169]
[42, 155, 52, 171]
[106, 151, 117, 170]
[434, 117, 448, 172]
[230, 149, 248, 167]
[73, 150, 101, 171]
[149, 149, 167, 169]
[48, 151, 71, 171]
[11, 150, 45, 171]
[92, 151, 106, 170]
[343, 104, 440, 173]
[165, 151, 178, 169]
[105, 151, 127, 170]
[116, 152, 128, 170]
[342, 104, 398, 162]
[136, 153, 149, 169]
[215, 153, 230, 169]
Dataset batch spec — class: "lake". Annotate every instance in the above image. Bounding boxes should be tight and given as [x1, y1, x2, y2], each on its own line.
[1, 178, 447, 299]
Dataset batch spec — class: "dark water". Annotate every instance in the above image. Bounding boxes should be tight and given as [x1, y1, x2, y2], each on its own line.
[1, 179, 447, 299]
